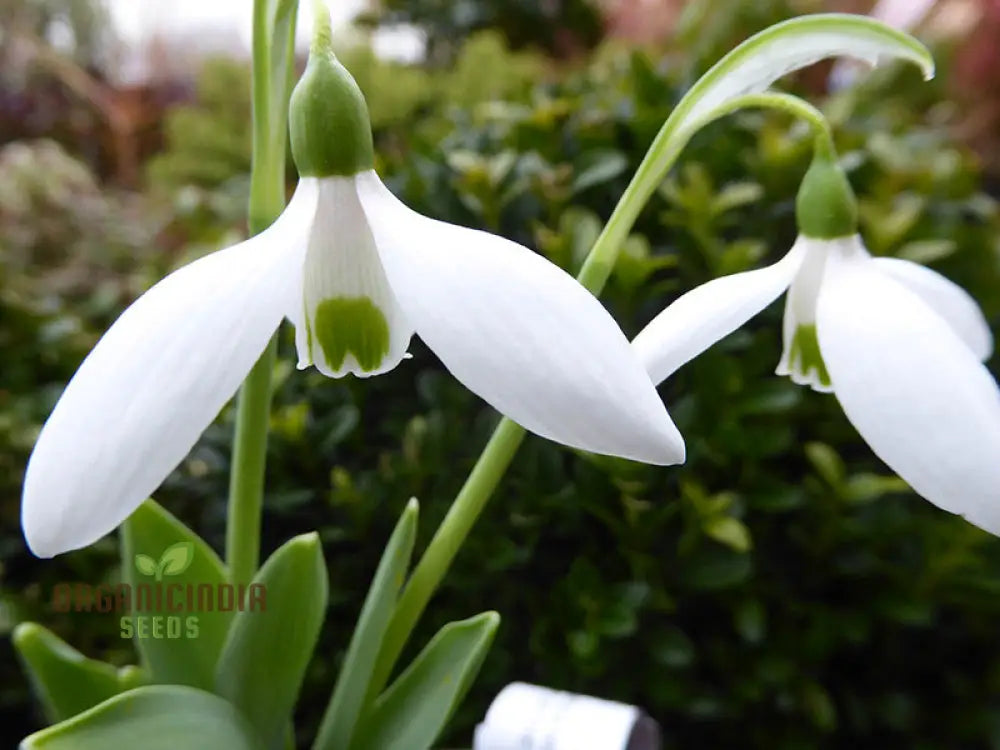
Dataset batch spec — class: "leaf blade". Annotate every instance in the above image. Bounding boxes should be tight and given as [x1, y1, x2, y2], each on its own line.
[120, 500, 233, 690]
[350, 612, 500, 750]
[19, 685, 261, 750]
[12, 623, 126, 723]
[312, 499, 419, 750]
[215, 532, 328, 750]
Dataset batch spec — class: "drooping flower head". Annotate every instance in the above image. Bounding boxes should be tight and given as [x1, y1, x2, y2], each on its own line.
[21, 11, 683, 558]
[633, 137, 1000, 532]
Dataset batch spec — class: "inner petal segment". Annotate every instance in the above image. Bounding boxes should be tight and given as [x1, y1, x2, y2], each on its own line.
[776, 237, 835, 392]
[295, 178, 412, 378]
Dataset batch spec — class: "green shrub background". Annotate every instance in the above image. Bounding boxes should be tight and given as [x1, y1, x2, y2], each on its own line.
[3, 10, 1000, 749]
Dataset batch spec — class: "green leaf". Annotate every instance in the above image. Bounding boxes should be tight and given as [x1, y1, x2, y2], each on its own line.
[120, 500, 233, 690]
[215, 532, 328, 750]
[897, 239, 956, 264]
[12, 623, 125, 722]
[313, 499, 419, 750]
[19, 685, 261, 750]
[117, 665, 148, 691]
[572, 149, 628, 194]
[158, 541, 195, 577]
[350, 612, 500, 750]
[805, 442, 846, 488]
[711, 181, 763, 216]
[704, 516, 753, 553]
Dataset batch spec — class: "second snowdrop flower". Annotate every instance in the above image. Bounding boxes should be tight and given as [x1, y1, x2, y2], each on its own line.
[633, 138, 1000, 533]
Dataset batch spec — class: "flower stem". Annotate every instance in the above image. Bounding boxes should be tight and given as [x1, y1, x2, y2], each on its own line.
[226, 0, 298, 586]
[579, 91, 833, 295]
[226, 341, 278, 586]
[368, 92, 836, 693]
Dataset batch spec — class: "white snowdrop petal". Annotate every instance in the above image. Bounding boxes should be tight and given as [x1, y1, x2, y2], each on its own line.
[21, 182, 318, 557]
[355, 171, 683, 465]
[817, 249, 1000, 534]
[872, 256, 993, 361]
[633, 239, 809, 385]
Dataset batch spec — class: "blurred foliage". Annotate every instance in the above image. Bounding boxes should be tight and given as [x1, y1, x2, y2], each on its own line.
[146, 59, 254, 191]
[0, 0, 113, 68]
[5, 9, 1000, 750]
[371, 0, 604, 62]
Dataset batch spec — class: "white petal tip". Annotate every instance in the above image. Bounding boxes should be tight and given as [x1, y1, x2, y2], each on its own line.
[22, 517, 68, 559]
[23, 537, 57, 560]
[630, 419, 687, 466]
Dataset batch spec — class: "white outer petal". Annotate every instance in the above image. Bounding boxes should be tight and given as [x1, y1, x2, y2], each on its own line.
[633, 239, 809, 386]
[817, 248, 1000, 534]
[21, 181, 318, 557]
[872, 256, 993, 361]
[354, 170, 683, 465]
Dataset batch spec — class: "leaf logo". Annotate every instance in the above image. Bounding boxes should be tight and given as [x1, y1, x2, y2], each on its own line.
[134, 542, 194, 581]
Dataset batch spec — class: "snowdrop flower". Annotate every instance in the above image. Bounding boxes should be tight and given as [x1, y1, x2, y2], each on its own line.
[22, 31, 682, 558]
[633, 142, 1000, 532]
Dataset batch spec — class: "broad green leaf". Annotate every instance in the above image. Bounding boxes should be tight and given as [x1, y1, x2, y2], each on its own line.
[158, 541, 195, 578]
[313, 499, 419, 750]
[350, 612, 500, 750]
[13, 623, 124, 722]
[215, 532, 328, 750]
[20, 685, 261, 750]
[120, 499, 233, 690]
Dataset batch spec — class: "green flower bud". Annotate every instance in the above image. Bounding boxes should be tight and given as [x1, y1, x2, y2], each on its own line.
[795, 139, 858, 239]
[289, 36, 374, 177]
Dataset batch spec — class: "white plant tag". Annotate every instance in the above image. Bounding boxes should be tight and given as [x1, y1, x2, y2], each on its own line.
[473, 682, 661, 750]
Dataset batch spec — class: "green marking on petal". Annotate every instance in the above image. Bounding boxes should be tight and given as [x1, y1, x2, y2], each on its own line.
[314, 297, 390, 373]
[788, 324, 831, 388]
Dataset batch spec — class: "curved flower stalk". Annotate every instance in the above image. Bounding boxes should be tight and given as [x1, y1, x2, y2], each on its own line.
[633, 142, 1000, 533]
[21, 16, 682, 559]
